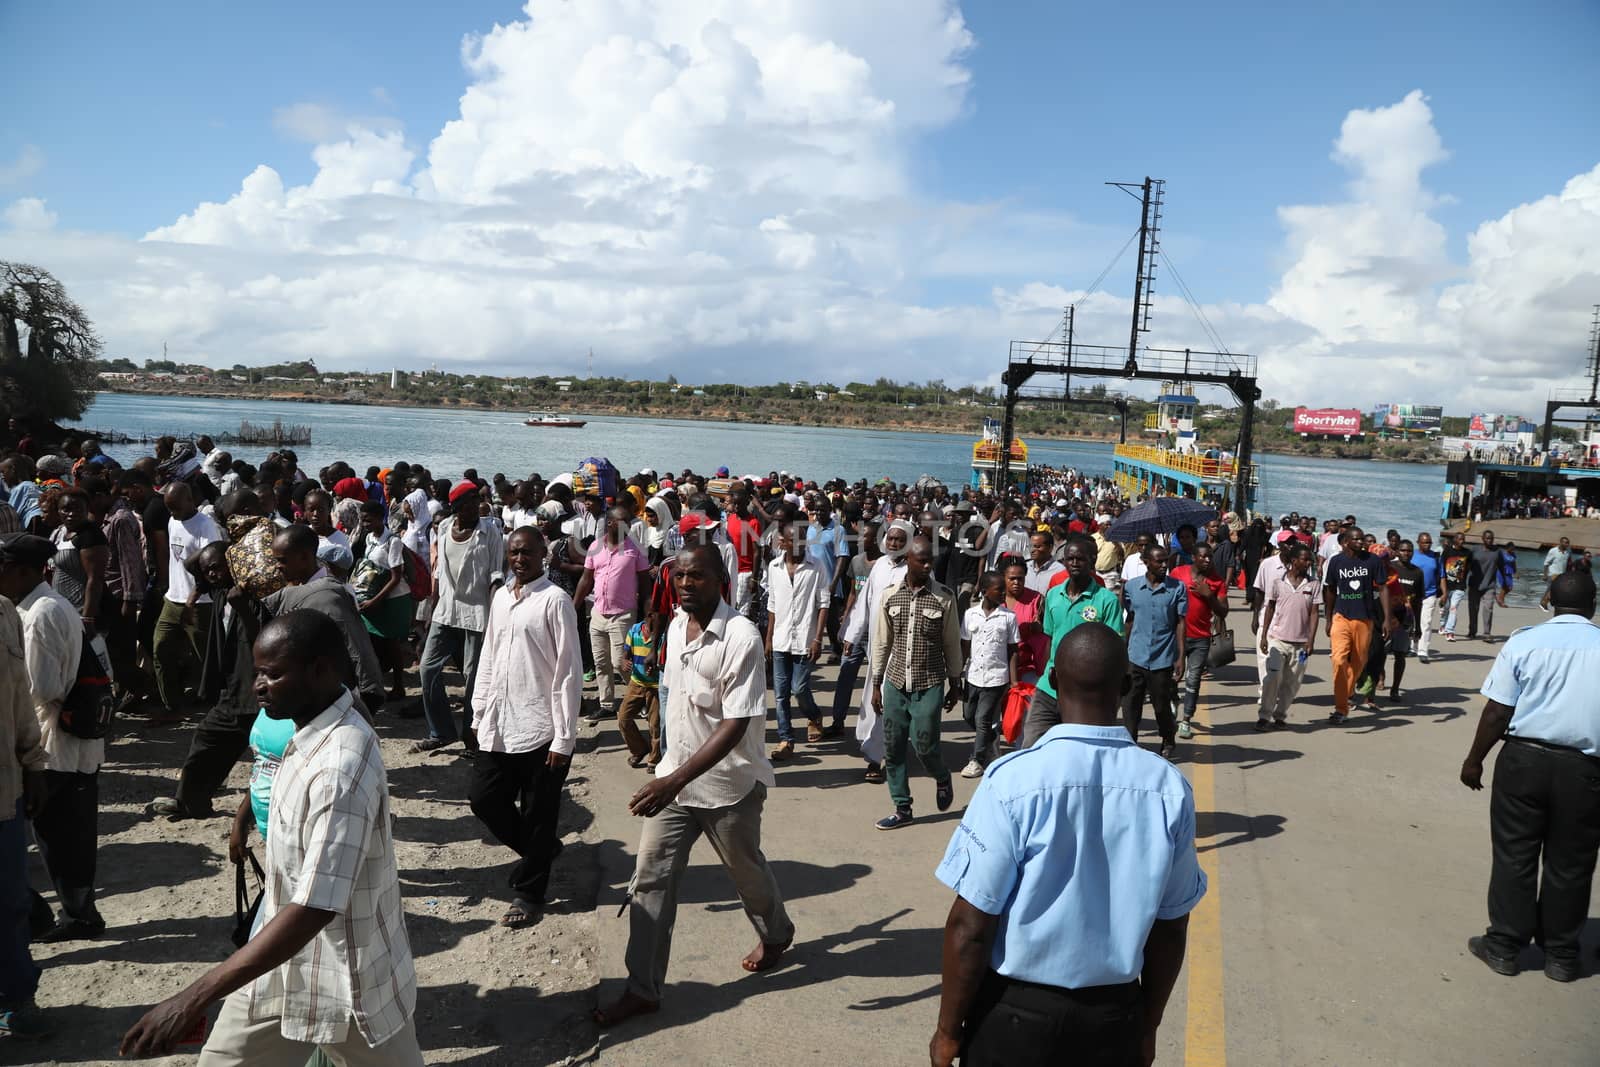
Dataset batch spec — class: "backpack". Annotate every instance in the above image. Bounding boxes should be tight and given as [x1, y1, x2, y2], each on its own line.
[402, 545, 432, 600]
[60, 635, 114, 740]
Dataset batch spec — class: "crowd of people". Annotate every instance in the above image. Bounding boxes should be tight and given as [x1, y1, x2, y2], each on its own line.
[0, 429, 1594, 1062]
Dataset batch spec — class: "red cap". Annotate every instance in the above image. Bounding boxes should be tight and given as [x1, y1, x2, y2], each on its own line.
[679, 513, 718, 538]
[448, 481, 478, 503]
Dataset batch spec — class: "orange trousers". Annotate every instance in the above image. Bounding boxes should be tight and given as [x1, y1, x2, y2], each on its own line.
[1329, 615, 1372, 714]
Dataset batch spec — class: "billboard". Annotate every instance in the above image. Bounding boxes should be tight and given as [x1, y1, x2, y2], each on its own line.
[1373, 403, 1442, 431]
[1293, 407, 1363, 436]
[1467, 413, 1534, 440]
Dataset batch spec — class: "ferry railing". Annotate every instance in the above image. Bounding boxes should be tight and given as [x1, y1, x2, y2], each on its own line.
[1113, 443, 1259, 485]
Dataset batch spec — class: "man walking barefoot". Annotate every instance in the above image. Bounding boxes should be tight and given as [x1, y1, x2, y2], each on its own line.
[594, 544, 794, 1028]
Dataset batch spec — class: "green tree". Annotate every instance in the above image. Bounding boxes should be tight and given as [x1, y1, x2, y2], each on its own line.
[0, 261, 102, 422]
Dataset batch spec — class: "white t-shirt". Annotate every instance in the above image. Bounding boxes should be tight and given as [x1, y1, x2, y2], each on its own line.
[1121, 552, 1148, 586]
[363, 530, 409, 599]
[165, 511, 223, 605]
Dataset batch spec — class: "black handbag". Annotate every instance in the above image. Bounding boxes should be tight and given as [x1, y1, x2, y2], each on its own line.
[1206, 629, 1237, 669]
[230, 849, 266, 948]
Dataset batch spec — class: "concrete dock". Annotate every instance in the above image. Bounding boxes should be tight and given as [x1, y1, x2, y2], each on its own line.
[585, 601, 1598, 1066]
[1442, 516, 1599, 551]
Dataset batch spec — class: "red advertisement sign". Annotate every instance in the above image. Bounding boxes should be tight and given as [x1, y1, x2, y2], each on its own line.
[1293, 407, 1362, 436]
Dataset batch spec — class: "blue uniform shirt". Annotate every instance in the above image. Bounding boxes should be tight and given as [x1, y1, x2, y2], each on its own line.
[935, 723, 1207, 989]
[1123, 575, 1188, 670]
[1481, 614, 1600, 757]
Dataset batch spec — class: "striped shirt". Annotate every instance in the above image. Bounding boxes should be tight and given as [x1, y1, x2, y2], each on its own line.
[251, 691, 416, 1046]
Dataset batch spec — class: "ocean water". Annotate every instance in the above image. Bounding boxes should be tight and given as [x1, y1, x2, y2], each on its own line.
[72, 392, 1450, 537]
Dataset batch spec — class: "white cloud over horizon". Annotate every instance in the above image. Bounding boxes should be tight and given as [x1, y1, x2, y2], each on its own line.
[3, 3, 1597, 417]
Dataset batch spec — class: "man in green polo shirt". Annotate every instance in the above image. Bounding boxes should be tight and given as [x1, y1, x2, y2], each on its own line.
[1019, 536, 1125, 747]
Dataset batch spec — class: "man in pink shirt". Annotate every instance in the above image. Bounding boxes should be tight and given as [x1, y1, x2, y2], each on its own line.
[575, 506, 651, 716]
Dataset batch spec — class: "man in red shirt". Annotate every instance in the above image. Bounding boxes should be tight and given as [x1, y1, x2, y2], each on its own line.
[724, 485, 763, 614]
[1170, 544, 1229, 740]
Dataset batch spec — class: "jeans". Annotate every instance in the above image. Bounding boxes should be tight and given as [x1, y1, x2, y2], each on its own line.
[1483, 740, 1600, 965]
[1328, 615, 1371, 715]
[152, 598, 214, 713]
[882, 683, 952, 811]
[32, 770, 101, 926]
[1256, 639, 1308, 722]
[624, 783, 792, 1003]
[963, 682, 1007, 764]
[1180, 636, 1210, 720]
[1440, 589, 1466, 635]
[467, 746, 571, 908]
[1121, 664, 1177, 744]
[830, 640, 865, 729]
[0, 803, 39, 1004]
[588, 610, 635, 706]
[771, 651, 818, 743]
[418, 623, 483, 744]
[962, 971, 1144, 1067]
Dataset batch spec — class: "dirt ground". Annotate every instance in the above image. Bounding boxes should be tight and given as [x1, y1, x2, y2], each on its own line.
[23, 664, 603, 1067]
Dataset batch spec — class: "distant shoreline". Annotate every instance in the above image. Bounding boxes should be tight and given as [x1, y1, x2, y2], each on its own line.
[87, 386, 1444, 465]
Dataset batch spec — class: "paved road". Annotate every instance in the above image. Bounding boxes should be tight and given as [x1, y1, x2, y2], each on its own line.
[579, 602, 1599, 1066]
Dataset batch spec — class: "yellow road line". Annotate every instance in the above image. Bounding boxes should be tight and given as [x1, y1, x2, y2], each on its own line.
[1184, 695, 1227, 1066]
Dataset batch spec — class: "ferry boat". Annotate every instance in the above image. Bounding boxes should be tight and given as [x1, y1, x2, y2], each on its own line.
[524, 412, 587, 428]
[971, 418, 1027, 492]
[1441, 427, 1600, 527]
[1111, 384, 1258, 513]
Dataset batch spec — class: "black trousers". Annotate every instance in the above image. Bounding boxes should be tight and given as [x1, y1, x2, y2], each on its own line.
[468, 747, 570, 907]
[963, 971, 1145, 1067]
[1122, 665, 1177, 745]
[1466, 587, 1485, 638]
[1484, 739, 1600, 964]
[32, 770, 101, 924]
[176, 704, 258, 817]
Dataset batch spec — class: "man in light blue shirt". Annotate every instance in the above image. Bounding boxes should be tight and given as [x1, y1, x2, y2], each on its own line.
[1460, 571, 1600, 983]
[931, 623, 1205, 1067]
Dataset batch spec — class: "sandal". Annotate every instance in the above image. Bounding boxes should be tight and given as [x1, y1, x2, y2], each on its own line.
[500, 901, 539, 929]
[863, 763, 885, 784]
[627, 754, 647, 769]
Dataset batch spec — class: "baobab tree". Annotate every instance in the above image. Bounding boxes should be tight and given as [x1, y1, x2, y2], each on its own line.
[0, 260, 102, 423]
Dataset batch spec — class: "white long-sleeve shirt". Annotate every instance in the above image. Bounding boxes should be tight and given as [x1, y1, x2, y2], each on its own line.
[18, 582, 102, 774]
[471, 576, 582, 756]
[843, 556, 906, 647]
[765, 555, 831, 654]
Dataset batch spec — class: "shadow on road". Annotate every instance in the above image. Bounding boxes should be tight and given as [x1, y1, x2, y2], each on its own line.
[1196, 810, 1287, 853]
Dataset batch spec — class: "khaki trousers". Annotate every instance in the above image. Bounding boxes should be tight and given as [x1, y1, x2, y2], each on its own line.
[198, 990, 424, 1067]
[624, 783, 793, 1002]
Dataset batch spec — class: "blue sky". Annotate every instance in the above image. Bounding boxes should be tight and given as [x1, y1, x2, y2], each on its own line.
[2, 0, 1597, 406]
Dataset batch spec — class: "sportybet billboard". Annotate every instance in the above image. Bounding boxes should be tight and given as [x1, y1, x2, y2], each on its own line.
[1293, 407, 1362, 436]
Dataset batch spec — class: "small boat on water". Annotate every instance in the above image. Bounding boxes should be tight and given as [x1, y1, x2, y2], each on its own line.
[524, 412, 587, 428]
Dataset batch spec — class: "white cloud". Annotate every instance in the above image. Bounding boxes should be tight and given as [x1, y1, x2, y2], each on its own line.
[0, 145, 44, 186]
[4, 197, 57, 230]
[7, 5, 1598, 418]
[272, 102, 401, 144]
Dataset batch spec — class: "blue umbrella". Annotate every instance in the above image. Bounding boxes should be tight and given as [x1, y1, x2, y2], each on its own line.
[1104, 497, 1218, 541]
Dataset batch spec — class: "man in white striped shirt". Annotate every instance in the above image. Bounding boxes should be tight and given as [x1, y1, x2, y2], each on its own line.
[469, 528, 583, 928]
[121, 611, 422, 1064]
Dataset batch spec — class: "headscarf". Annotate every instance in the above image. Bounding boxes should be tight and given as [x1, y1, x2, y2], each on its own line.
[333, 476, 368, 502]
[35, 454, 72, 483]
[158, 442, 201, 483]
[333, 497, 363, 536]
